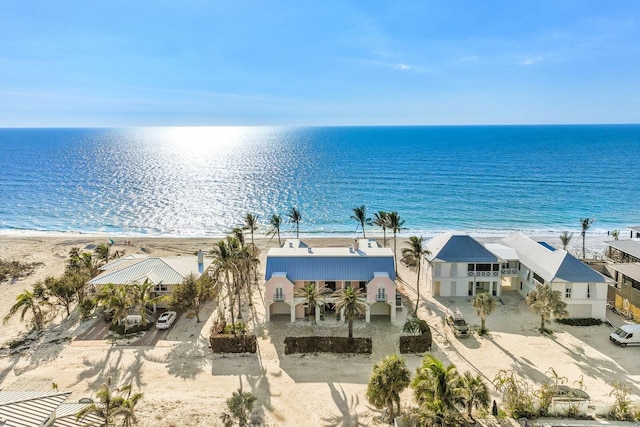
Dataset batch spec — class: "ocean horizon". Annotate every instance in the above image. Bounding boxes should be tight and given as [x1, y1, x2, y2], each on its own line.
[1, 125, 638, 238]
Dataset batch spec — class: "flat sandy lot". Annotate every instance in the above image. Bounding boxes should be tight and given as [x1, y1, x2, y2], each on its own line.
[0, 233, 636, 426]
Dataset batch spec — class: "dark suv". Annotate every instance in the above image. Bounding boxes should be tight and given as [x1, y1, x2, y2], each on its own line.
[446, 308, 470, 338]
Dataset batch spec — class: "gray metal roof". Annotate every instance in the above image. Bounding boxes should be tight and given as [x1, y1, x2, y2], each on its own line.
[54, 403, 103, 427]
[425, 233, 499, 263]
[0, 391, 69, 427]
[265, 256, 395, 281]
[608, 263, 640, 282]
[629, 226, 640, 233]
[502, 233, 608, 283]
[88, 256, 208, 286]
[606, 239, 640, 260]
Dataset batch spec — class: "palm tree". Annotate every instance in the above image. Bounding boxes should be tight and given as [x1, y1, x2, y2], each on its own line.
[243, 212, 259, 281]
[351, 205, 372, 238]
[471, 292, 497, 335]
[559, 231, 573, 251]
[387, 211, 406, 275]
[131, 279, 164, 325]
[267, 213, 283, 246]
[402, 236, 430, 315]
[104, 284, 133, 330]
[612, 230, 620, 241]
[3, 288, 50, 331]
[221, 388, 257, 427]
[120, 383, 144, 427]
[211, 237, 242, 332]
[287, 207, 302, 238]
[373, 211, 389, 247]
[525, 283, 568, 333]
[458, 371, 490, 421]
[411, 355, 462, 425]
[76, 377, 131, 426]
[580, 217, 594, 259]
[94, 243, 111, 266]
[366, 354, 411, 422]
[333, 286, 366, 338]
[294, 282, 331, 324]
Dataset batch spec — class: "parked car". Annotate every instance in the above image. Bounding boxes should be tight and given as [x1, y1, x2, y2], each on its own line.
[610, 324, 640, 347]
[103, 308, 115, 322]
[446, 308, 470, 338]
[156, 311, 177, 330]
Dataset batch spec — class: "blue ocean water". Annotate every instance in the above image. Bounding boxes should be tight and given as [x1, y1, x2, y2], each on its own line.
[0, 125, 638, 237]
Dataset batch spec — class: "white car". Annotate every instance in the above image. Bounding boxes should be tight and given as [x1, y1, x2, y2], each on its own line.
[155, 311, 177, 330]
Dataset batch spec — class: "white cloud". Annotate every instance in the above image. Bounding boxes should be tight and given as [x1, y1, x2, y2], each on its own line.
[522, 56, 544, 65]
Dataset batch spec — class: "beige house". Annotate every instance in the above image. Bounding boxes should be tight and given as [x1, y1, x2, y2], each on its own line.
[87, 253, 211, 311]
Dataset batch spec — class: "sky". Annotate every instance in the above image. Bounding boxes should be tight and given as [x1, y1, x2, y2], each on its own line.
[0, 1, 639, 127]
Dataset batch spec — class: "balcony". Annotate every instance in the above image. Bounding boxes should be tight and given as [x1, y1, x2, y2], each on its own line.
[376, 294, 387, 302]
[501, 268, 519, 275]
[273, 293, 285, 302]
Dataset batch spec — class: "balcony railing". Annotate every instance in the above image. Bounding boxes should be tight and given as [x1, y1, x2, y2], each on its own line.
[501, 268, 519, 275]
[274, 294, 285, 302]
[376, 294, 387, 302]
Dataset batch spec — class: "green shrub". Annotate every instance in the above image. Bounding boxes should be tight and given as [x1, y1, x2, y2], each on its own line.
[79, 299, 96, 319]
[109, 321, 153, 335]
[223, 321, 246, 335]
[556, 318, 602, 326]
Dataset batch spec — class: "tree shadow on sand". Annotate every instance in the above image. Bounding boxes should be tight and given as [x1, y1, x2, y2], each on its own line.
[166, 339, 207, 379]
[321, 382, 367, 427]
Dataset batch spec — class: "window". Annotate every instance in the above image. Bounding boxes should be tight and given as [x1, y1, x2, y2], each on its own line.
[275, 287, 284, 301]
[533, 273, 545, 285]
[434, 264, 441, 276]
[492, 264, 500, 271]
[154, 284, 168, 293]
[345, 281, 352, 289]
[451, 264, 458, 276]
[376, 287, 386, 301]
[565, 287, 572, 298]
[468, 264, 475, 272]
[477, 264, 491, 271]
[587, 284, 591, 299]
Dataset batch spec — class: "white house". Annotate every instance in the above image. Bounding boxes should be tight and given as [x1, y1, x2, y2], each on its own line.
[424, 232, 610, 320]
[264, 239, 399, 322]
[424, 232, 504, 297]
[491, 233, 610, 320]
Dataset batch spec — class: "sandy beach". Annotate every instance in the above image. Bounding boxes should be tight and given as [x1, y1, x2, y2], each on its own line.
[0, 232, 634, 426]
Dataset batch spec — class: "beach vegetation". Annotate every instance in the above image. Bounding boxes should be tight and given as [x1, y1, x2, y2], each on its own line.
[608, 380, 635, 421]
[220, 388, 257, 427]
[580, 217, 594, 259]
[559, 231, 573, 251]
[287, 206, 302, 238]
[67, 247, 100, 277]
[493, 369, 536, 418]
[130, 279, 164, 326]
[76, 376, 141, 426]
[366, 354, 411, 422]
[0, 258, 43, 283]
[611, 229, 620, 240]
[333, 286, 366, 338]
[3, 284, 51, 331]
[401, 236, 430, 315]
[386, 211, 406, 275]
[44, 275, 79, 316]
[471, 292, 497, 335]
[242, 212, 259, 280]
[403, 316, 429, 336]
[351, 205, 372, 238]
[525, 284, 568, 334]
[267, 213, 283, 246]
[169, 273, 217, 322]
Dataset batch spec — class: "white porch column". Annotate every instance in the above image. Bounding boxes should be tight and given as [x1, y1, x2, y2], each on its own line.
[340, 308, 345, 324]
[390, 302, 396, 322]
[290, 303, 296, 323]
[315, 304, 321, 323]
[495, 281, 501, 297]
[266, 303, 271, 322]
[366, 303, 371, 323]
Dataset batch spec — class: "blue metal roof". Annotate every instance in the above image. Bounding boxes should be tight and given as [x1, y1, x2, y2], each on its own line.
[554, 254, 608, 283]
[265, 256, 395, 282]
[537, 241, 556, 251]
[432, 235, 498, 263]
